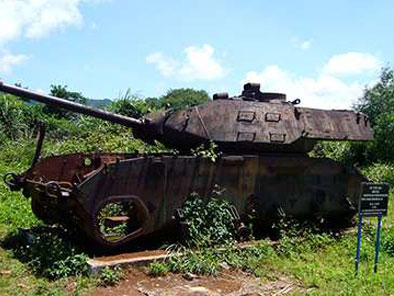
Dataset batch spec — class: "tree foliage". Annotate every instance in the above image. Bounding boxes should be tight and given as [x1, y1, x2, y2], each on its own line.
[106, 88, 210, 118]
[354, 67, 394, 163]
[153, 88, 210, 111]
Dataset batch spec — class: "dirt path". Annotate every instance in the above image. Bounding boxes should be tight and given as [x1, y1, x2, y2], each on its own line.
[93, 269, 302, 296]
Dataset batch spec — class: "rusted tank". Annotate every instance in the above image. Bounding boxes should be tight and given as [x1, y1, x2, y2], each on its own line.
[0, 81, 373, 249]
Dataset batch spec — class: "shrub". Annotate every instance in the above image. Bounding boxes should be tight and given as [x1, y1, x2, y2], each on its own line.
[308, 141, 365, 165]
[4, 226, 89, 279]
[98, 266, 124, 286]
[167, 248, 222, 276]
[181, 186, 239, 246]
[147, 261, 170, 276]
[362, 163, 394, 188]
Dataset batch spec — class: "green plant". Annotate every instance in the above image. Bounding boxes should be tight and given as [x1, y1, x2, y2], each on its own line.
[158, 88, 210, 111]
[107, 89, 152, 118]
[98, 265, 124, 286]
[309, 141, 354, 164]
[158, 240, 275, 277]
[181, 186, 239, 246]
[273, 215, 335, 257]
[362, 163, 394, 188]
[147, 261, 170, 276]
[4, 226, 89, 279]
[381, 227, 394, 256]
[191, 141, 219, 162]
[167, 247, 222, 276]
[354, 67, 394, 163]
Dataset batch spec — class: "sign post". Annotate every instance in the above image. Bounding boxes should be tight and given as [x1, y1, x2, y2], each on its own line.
[374, 212, 382, 273]
[355, 182, 389, 276]
[355, 211, 363, 276]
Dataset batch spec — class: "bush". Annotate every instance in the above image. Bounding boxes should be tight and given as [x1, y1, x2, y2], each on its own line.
[309, 141, 354, 164]
[181, 186, 239, 246]
[362, 163, 394, 188]
[98, 266, 124, 286]
[147, 261, 170, 276]
[4, 226, 89, 279]
[167, 248, 222, 276]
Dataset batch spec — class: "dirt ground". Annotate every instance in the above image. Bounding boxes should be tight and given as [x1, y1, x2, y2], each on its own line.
[92, 269, 302, 296]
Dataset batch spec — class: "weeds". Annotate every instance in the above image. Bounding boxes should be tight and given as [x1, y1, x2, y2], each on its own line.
[273, 215, 336, 257]
[180, 186, 245, 247]
[3, 226, 89, 279]
[147, 261, 170, 276]
[381, 227, 394, 256]
[150, 240, 275, 277]
[98, 265, 124, 286]
[191, 141, 219, 162]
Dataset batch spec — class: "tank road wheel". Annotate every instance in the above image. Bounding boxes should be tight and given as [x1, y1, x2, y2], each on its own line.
[3, 172, 21, 191]
[89, 195, 150, 249]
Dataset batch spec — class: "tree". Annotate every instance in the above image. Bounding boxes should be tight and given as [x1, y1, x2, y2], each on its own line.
[158, 88, 210, 111]
[43, 85, 88, 118]
[354, 67, 394, 163]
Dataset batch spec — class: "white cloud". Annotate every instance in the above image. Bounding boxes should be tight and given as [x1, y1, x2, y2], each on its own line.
[146, 53, 178, 77]
[0, 0, 103, 74]
[299, 40, 312, 51]
[0, 0, 87, 45]
[146, 44, 228, 81]
[292, 37, 312, 51]
[323, 52, 381, 76]
[243, 52, 380, 110]
[0, 53, 28, 74]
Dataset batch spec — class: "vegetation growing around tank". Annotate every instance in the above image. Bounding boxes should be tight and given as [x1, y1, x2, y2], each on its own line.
[180, 186, 241, 246]
[1, 68, 394, 294]
[191, 141, 219, 162]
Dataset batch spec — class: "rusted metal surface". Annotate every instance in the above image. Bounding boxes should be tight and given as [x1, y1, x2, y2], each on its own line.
[10, 153, 364, 249]
[0, 80, 373, 249]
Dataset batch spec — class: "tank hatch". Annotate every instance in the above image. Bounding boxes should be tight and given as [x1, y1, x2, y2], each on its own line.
[241, 83, 286, 102]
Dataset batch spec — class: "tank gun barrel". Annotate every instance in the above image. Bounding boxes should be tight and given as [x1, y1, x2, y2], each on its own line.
[0, 80, 143, 128]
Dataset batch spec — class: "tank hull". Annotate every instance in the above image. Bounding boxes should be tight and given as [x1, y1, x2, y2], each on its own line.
[13, 153, 363, 248]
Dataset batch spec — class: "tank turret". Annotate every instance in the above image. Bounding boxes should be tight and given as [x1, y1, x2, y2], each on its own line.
[0, 80, 373, 154]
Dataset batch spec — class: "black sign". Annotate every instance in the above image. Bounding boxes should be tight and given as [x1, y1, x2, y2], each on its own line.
[359, 182, 389, 217]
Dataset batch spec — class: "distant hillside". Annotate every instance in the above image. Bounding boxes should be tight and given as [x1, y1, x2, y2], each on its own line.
[87, 98, 112, 108]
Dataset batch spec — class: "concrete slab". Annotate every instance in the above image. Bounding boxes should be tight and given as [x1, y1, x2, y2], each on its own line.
[87, 241, 267, 273]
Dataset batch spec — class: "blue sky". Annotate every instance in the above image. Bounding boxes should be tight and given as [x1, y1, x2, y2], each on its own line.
[0, 0, 393, 109]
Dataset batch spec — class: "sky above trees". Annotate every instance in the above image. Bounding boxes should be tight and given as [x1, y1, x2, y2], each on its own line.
[0, 0, 393, 109]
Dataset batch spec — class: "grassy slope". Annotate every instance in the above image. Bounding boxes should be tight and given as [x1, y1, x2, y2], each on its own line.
[0, 141, 394, 295]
